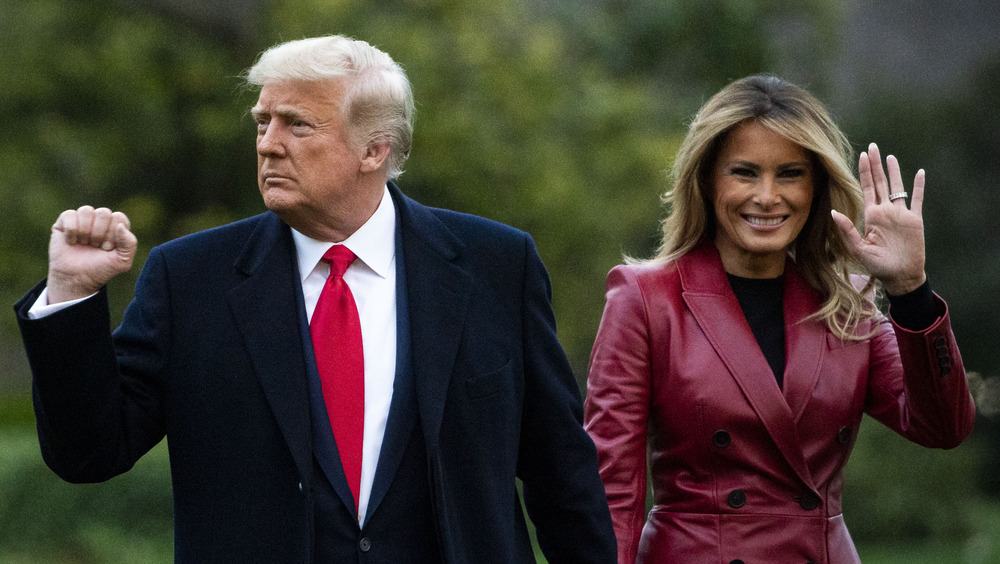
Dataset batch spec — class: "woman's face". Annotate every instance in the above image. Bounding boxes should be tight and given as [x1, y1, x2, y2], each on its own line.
[710, 121, 814, 278]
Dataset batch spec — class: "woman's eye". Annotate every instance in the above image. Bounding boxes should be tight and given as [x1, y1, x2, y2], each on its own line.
[779, 168, 806, 178]
[731, 167, 754, 177]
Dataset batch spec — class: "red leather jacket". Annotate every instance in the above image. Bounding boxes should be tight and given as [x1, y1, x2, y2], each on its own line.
[584, 243, 975, 564]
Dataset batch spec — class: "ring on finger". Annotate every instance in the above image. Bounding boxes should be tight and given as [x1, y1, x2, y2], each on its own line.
[888, 192, 908, 201]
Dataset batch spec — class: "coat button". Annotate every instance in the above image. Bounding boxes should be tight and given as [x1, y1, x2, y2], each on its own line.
[799, 491, 820, 511]
[727, 489, 746, 508]
[836, 427, 852, 445]
[713, 430, 731, 448]
[934, 336, 947, 348]
[359, 537, 372, 552]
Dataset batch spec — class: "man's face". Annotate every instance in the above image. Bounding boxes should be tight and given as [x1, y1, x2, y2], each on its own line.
[252, 79, 379, 239]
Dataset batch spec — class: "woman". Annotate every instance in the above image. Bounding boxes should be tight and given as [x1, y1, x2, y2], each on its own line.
[583, 75, 975, 564]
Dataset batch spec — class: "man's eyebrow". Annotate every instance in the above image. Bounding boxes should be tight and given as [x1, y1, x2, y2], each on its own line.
[251, 105, 309, 120]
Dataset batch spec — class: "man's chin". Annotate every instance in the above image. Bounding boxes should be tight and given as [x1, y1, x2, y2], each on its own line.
[261, 188, 295, 210]
[261, 197, 296, 220]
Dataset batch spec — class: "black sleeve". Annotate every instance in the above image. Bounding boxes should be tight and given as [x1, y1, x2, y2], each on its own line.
[886, 279, 938, 331]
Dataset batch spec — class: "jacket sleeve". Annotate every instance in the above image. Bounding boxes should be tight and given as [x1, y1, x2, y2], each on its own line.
[584, 265, 654, 564]
[13, 247, 170, 482]
[864, 293, 975, 448]
[515, 235, 617, 564]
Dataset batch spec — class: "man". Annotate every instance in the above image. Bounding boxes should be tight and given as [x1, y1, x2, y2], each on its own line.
[14, 36, 615, 563]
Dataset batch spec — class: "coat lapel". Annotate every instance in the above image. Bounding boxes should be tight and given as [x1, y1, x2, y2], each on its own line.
[225, 213, 313, 485]
[781, 264, 826, 424]
[364, 213, 416, 524]
[679, 243, 816, 489]
[390, 185, 472, 452]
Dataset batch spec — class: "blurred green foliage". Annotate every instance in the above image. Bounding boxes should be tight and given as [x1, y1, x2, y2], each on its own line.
[0, 0, 262, 338]
[844, 418, 979, 542]
[2, 0, 999, 561]
[844, 419, 1000, 563]
[0, 407, 173, 563]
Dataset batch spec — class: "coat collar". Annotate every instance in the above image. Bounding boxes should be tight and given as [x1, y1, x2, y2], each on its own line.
[226, 212, 314, 484]
[388, 182, 472, 452]
[678, 241, 826, 490]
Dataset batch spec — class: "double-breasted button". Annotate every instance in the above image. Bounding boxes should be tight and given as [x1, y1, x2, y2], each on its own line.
[359, 537, 372, 552]
[836, 426, 852, 445]
[799, 491, 820, 511]
[933, 338, 951, 375]
[936, 339, 949, 373]
[727, 489, 746, 508]
[713, 430, 731, 448]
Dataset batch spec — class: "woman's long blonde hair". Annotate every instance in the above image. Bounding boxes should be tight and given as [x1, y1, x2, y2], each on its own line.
[647, 74, 876, 339]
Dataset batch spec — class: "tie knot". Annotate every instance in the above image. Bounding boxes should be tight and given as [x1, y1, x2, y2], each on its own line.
[321, 245, 357, 278]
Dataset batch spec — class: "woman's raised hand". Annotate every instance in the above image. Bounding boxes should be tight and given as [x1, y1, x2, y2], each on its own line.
[831, 143, 927, 295]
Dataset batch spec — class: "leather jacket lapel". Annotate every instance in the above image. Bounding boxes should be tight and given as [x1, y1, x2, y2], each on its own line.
[781, 263, 826, 425]
[679, 243, 816, 490]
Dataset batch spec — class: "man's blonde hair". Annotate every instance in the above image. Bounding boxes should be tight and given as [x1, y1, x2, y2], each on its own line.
[247, 35, 414, 179]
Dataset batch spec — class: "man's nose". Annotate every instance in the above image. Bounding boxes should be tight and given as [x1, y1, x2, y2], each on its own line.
[257, 125, 286, 158]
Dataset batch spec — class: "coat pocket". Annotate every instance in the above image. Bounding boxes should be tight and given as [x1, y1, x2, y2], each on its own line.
[464, 359, 514, 399]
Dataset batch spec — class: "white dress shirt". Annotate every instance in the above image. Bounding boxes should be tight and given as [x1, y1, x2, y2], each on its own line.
[292, 184, 397, 526]
[27, 288, 90, 318]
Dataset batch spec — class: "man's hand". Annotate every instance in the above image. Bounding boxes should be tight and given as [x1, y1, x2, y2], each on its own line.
[47, 206, 138, 303]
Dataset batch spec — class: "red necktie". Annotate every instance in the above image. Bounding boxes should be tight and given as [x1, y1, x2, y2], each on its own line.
[310, 245, 364, 513]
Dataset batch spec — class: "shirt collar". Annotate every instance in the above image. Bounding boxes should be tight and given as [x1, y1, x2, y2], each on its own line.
[291, 184, 397, 281]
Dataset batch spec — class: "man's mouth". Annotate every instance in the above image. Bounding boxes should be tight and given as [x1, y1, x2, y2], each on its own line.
[261, 172, 291, 182]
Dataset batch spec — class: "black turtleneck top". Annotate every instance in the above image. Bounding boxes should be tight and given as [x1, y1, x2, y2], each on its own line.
[726, 274, 936, 390]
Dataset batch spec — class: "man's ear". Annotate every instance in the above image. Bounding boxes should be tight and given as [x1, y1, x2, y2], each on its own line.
[360, 142, 391, 173]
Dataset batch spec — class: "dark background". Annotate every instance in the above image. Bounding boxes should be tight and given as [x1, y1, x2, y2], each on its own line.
[1, 0, 998, 561]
